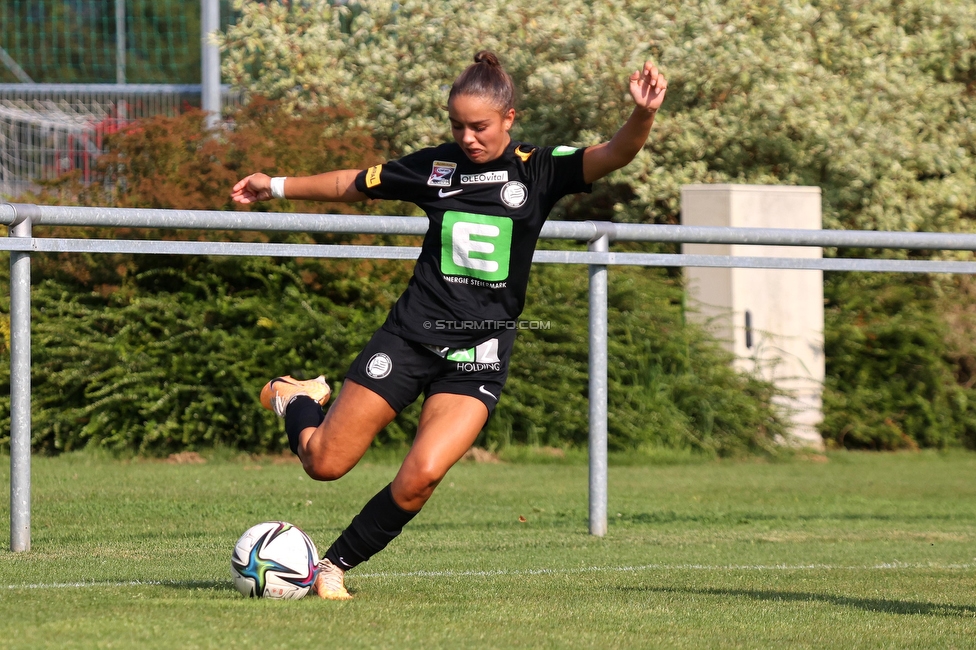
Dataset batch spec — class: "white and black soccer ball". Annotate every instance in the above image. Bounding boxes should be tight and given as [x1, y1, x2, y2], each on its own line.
[230, 521, 319, 599]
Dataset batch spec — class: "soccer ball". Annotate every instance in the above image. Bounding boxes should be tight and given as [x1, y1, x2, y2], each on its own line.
[230, 521, 319, 599]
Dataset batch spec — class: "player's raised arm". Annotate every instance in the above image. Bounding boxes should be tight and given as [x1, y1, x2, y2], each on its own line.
[231, 169, 368, 204]
[582, 60, 668, 184]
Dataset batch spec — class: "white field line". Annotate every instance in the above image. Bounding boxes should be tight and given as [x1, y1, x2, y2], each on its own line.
[4, 562, 975, 591]
[354, 562, 976, 579]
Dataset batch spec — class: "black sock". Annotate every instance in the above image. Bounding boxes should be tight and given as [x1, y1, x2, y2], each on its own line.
[283, 395, 324, 455]
[325, 483, 419, 571]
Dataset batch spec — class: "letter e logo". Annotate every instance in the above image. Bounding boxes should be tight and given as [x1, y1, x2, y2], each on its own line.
[440, 211, 512, 282]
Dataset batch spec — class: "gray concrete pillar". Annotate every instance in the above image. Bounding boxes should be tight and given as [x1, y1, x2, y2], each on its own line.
[681, 185, 825, 450]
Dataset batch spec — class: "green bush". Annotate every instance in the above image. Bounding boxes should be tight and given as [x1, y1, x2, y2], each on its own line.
[0, 256, 787, 456]
[25, 258, 376, 454]
[822, 273, 976, 450]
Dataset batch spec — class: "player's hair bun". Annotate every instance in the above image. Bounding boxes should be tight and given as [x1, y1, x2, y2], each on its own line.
[474, 50, 501, 67]
[450, 50, 515, 111]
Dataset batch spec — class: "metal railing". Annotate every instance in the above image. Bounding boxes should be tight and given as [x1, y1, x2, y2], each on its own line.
[3, 201, 976, 551]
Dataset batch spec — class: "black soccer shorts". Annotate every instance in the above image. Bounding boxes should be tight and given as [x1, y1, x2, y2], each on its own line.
[344, 326, 516, 416]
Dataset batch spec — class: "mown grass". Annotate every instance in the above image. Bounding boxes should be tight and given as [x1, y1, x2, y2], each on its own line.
[1, 450, 975, 649]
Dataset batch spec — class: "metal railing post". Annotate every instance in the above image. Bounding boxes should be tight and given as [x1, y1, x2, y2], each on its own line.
[8, 204, 35, 552]
[200, 0, 221, 130]
[115, 0, 126, 85]
[587, 227, 610, 537]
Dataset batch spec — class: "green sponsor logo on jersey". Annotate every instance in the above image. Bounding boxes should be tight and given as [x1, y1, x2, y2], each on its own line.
[552, 145, 578, 157]
[441, 211, 513, 282]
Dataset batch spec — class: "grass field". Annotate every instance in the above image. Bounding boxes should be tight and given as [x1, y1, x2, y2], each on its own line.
[1, 449, 975, 649]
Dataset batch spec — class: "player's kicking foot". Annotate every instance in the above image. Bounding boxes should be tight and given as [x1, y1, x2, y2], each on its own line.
[313, 558, 352, 600]
[259, 375, 331, 417]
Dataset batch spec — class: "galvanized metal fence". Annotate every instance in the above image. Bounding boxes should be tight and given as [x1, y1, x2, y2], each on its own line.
[4, 201, 976, 551]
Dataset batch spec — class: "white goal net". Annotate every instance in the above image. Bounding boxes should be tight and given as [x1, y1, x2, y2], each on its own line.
[0, 84, 234, 198]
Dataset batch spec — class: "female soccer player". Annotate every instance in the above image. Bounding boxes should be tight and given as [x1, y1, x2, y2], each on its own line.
[231, 51, 667, 599]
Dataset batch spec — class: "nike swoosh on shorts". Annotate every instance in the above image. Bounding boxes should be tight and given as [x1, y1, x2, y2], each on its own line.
[438, 188, 463, 197]
[478, 385, 497, 401]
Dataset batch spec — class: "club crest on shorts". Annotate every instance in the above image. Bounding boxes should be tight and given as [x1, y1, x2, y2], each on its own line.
[366, 353, 393, 379]
[427, 161, 457, 187]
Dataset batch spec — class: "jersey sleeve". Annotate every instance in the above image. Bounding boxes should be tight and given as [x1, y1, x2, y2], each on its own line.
[354, 149, 433, 202]
[531, 145, 592, 200]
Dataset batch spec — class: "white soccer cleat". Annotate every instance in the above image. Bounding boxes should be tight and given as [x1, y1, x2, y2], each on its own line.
[313, 558, 352, 600]
[259, 375, 331, 417]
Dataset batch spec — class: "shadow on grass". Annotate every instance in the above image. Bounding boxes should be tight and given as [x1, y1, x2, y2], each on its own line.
[635, 585, 976, 617]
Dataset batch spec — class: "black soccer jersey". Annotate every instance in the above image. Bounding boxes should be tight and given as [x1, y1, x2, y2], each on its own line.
[354, 140, 591, 346]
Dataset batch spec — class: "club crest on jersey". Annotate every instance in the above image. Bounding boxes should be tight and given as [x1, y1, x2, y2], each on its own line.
[427, 161, 458, 187]
[500, 181, 528, 208]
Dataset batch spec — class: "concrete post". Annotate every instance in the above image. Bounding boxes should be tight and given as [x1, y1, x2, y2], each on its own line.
[681, 185, 825, 449]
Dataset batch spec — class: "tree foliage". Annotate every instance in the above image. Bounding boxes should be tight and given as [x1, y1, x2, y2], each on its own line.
[220, 0, 976, 230]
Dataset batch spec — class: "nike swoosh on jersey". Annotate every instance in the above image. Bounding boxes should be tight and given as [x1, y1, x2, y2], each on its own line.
[438, 188, 463, 197]
[478, 385, 498, 401]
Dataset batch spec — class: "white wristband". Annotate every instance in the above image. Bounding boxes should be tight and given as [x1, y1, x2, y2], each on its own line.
[270, 176, 287, 199]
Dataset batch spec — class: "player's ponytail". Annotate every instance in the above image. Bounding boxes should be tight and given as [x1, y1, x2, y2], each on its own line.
[449, 50, 515, 113]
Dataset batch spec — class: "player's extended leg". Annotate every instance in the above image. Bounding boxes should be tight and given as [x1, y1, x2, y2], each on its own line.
[261, 376, 396, 481]
[316, 393, 488, 599]
[390, 393, 489, 510]
[261, 376, 403, 600]
[299, 380, 397, 480]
